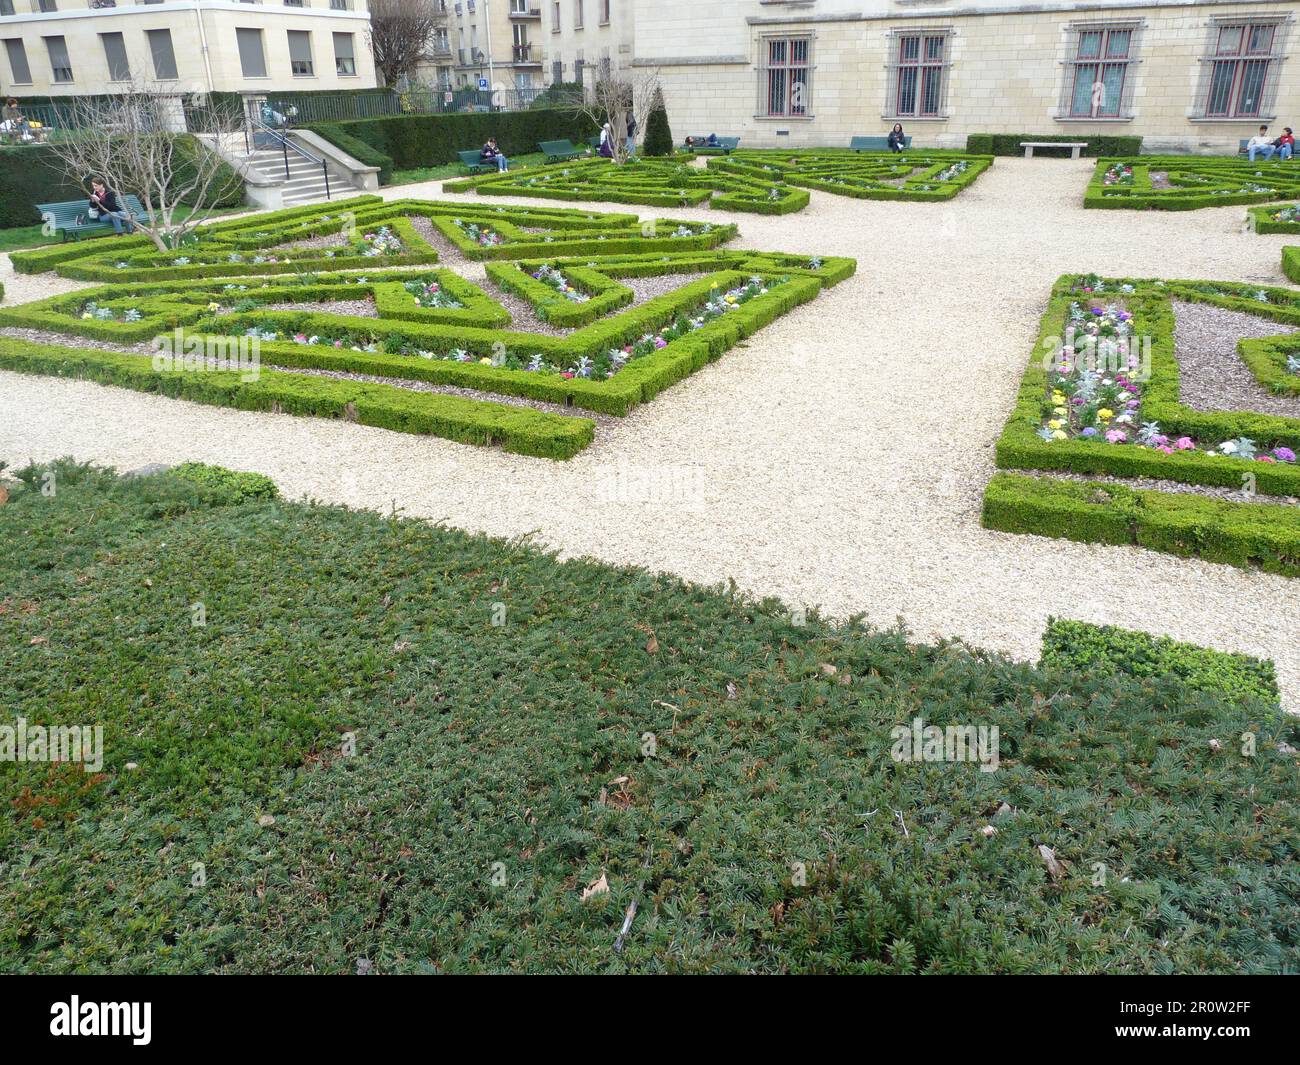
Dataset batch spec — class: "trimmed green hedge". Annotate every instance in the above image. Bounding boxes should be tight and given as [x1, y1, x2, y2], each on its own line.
[0, 135, 243, 230]
[1248, 203, 1300, 235]
[307, 108, 598, 182]
[170, 462, 279, 504]
[966, 133, 1142, 157]
[1041, 618, 1278, 707]
[0, 335, 594, 459]
[1284, 246, 1300, 284]
[712, 149, 993, 204]
[983, 473, 1300, 577]
[1085, 156, 1300, 211]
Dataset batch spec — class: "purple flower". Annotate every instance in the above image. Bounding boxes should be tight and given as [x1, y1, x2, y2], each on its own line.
[1274, 446, 1296, 462]
[1081, 426, 1099, 436]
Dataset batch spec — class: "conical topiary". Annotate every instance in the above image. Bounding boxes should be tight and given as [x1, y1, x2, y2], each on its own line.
[642, 88, 673, 157]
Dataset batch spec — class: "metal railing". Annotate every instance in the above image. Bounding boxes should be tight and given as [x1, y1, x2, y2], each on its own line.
[244, 103, 331, 200]
[253, 88, 548, 125]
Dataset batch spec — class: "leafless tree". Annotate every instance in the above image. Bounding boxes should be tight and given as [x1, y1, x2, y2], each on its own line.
[41, 83, 244, 251]
[570, 67, 663, 165]
[368, 0, 444, 88]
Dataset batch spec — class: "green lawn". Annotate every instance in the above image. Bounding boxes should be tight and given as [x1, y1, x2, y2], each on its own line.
[1, 460, 1297, 974]
[392, 151, 550, 186]
[0, 205, 249, 255]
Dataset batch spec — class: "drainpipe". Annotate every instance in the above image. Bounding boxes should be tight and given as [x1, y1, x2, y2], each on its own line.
[194, 4, 216, 96]
[483, 0, 496, 100]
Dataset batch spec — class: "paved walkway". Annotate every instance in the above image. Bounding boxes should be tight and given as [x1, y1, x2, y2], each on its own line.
[4, 157, 1299, 703]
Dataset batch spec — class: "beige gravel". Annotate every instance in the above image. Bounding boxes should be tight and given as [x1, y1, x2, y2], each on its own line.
[4, 156, 1300, 706]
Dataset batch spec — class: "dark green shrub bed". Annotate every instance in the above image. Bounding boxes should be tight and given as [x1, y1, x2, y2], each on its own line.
[1, 460, 1296, 973]
[966, 133, 1141, 157]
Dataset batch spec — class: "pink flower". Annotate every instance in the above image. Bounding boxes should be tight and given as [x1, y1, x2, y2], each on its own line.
[1105, 429, 1127, 444]
[653, 337, 668, 349]
[1156, 445, 1174, 454]
[1175, 437, 1194, 450]
[561, 372, 574, 379]
[1256, 455, 1276, 463]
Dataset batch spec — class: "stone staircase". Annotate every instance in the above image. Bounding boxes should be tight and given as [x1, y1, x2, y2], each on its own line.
[240, 147, 334, 206]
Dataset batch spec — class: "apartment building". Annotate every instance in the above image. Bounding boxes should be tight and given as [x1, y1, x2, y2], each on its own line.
[628, 0, 1297, 154]
[543, 0, 631, 87]
[432, 0, 541, 93]
[0, 0, 377, 97]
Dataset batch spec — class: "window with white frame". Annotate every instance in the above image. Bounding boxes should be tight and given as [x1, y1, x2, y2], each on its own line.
[1196, 19, 1289, 119]
[884, 30, 951, 118]
[287, 30, 314, 76]
[759, 36, 812, 118]
[600, 0, 609, 24]
[1060, 23, 1141, 119]
[333, 32, 356, 76]
[551, 0, 559, 32]
[43, 35, 73, 83]
[574, 0, 583, 29]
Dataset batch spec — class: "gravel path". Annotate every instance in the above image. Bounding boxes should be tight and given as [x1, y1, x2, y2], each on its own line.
[6, 157, 1300, 707]
[1173, 299, 1299, 416]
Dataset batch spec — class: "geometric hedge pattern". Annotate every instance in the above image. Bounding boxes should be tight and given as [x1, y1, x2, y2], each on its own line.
[1085, 156, 1300, 210]
[984, 274, 1300, 576]
[0, 195, 855, 459]
[444, 150, 994, 213]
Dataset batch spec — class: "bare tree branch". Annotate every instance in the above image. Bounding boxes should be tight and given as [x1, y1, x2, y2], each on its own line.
[568, 67, 662, 165]
[368, 0, 445, 88]
[41, 82, 243, 250]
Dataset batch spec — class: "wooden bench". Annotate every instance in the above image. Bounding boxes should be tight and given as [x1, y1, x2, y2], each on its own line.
[457, 149, 497, 174]
[1021, 141, 1089, 159]
[36, 194, 145, 242]
[539, 139, 582, 163]
[850, 135, 911, 152]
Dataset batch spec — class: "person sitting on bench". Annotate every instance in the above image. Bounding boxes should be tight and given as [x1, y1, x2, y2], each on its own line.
[89, 178, 132, 235]
[479, 137, 508, 172]
[1277, 128, 1294, 161]
[887, 123, 906, 153]
[1248, 125, 1276, 162]
[705, 133, 720, 148]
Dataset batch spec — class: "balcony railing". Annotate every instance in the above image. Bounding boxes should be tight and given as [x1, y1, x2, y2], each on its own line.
[513, 44, 540, 64]
[509, 2, 541, 17]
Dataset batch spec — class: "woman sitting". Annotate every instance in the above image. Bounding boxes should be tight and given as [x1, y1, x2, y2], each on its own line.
[887, 124, 906, 153]
[89, 178, 132, 235]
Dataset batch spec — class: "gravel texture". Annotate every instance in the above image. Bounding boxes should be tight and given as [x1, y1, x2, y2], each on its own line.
[5, 157, 1300, 707]
[1173, 299, 1299, 417]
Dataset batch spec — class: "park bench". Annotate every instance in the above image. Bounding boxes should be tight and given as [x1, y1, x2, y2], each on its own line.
[688, 136, 739, 154]
[539, 139, 582, 163]
[1021, 140, 1089, 159]
[850, 135, 911, 151]
[457, 149, 497, 174]
[36, 194, 146, 241]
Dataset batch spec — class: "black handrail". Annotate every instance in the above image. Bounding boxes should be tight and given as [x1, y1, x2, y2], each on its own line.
[246, 117, 332, 201]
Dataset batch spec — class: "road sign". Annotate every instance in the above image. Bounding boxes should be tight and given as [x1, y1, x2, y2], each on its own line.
[478, 77, 489, 91]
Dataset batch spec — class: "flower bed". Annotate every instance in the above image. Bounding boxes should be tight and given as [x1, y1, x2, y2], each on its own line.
[1085, 156, 1300, 210]
[0, 197, 855, 458]
[1248, 203, 1300, 234]
[983, 273, 1300, 574]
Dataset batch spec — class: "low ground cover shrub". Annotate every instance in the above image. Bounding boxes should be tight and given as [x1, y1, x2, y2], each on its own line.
[2, 462, 1296, 973]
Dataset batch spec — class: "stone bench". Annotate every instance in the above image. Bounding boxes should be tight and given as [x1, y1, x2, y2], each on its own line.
[1021, 141, 1089, 159]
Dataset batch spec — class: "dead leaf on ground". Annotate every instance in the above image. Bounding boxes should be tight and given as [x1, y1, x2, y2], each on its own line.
[581, 872, 609, 901]
[818, 663, 838, 677]
[1038, 844, 1068, 880]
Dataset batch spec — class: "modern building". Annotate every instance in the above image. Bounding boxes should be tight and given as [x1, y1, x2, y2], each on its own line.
[627, 0, 1298, 154]
[543, 0, 633, 88]
[0, 0, 378, 98]
[431, 0, 541, 94]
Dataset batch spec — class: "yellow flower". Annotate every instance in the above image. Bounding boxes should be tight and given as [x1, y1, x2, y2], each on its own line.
[1098, 408, 1114, 420]
[81, 312, 92, 319]
[1051, 430, 1068, 440]
[1051, 392, 1066, 404]
[1053, 406, 1068, 417]
[1048, 419, 1063, 430]
[479, 357, 492, 365]
[207, 301, 220, 311]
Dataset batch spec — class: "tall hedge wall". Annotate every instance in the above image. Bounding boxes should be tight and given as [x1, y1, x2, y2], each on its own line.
[307, 108, 599, 183]
[966, 133, 1143, 157]
[0, 135, 244, 230]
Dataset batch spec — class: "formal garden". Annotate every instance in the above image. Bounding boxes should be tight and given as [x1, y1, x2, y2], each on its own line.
[0, 196, 852, 458]
[984, 272, 1300, 574]
[442, 150, 994, 212]
[2, 122, 1300, 975]
[1085, 155, 1300, 209]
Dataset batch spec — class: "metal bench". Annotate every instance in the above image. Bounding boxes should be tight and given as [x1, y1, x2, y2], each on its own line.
[690, 135, 739, 154]
[850, 135, 912, 152]
[539, 139, 582, 163]
[1021, 141, 1089, 159]
[36, 194, 145, 241]
[457, 149, 497, 174]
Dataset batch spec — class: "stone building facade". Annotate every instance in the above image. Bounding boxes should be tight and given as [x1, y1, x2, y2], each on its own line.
[628, 0, 1298, 153]
[0, 0, 377, 97]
